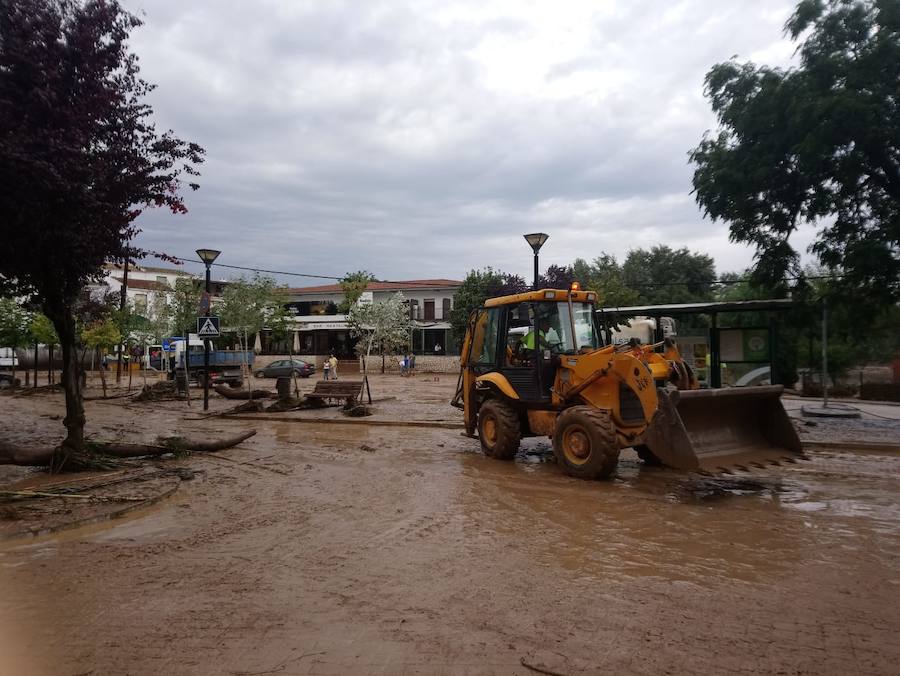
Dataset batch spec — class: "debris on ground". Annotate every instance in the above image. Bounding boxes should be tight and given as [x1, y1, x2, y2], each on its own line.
[134, 381, 181, 402]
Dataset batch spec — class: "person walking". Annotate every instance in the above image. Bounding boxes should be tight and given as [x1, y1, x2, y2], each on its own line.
[328, 353, 338, 380]
[323, 358, 330, 380]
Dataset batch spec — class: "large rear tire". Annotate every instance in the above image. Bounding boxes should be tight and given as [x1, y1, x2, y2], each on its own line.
[553, 406, 620, 480]
[477, 398, 521, 460]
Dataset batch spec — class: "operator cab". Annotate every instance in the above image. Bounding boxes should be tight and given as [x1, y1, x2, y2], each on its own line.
[469, 291, 602, 403]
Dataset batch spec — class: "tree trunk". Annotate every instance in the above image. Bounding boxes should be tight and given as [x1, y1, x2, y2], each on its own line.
[33, 341, 38, 389]
[98, 347, 108, 398]
[0, 431, 257, 467]
[288, 332, 300, 398]
[46, 307, 85, 455]
[244, 330, 253, 402]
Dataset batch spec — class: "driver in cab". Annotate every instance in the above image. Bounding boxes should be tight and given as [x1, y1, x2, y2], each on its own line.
[521, 318, 560, 352]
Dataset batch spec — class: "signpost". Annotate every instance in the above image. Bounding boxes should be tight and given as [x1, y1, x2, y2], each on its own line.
[197, 316, 220, 338]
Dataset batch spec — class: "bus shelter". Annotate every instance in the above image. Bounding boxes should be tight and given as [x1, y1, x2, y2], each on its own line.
[596, 299, 796, 388]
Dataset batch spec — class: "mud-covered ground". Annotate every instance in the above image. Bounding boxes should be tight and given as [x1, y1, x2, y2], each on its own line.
[1, 374, 899, 675]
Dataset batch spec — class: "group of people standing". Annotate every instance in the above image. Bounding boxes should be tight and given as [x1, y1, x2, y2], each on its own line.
[399, 353, 416, 376]
[322, 354, 339, 380]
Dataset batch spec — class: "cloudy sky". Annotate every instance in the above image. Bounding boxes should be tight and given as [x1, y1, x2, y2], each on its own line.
[122, 0, 815, 287]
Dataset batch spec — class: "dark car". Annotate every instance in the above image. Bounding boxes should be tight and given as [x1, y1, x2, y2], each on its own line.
[254, 359, 315, 379]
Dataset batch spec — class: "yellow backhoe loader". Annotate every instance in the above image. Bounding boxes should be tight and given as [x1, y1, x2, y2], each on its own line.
[450, 287, 802, 479]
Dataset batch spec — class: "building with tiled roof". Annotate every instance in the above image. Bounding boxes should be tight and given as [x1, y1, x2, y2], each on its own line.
[284, 279, 462, 358]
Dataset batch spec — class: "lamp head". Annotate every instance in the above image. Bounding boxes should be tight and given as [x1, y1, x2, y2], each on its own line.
[196, 248, 221, 265]
[523, 233, 549, 253]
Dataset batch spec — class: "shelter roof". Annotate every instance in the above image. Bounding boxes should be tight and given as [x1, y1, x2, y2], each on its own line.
[596, 299, 797, 316]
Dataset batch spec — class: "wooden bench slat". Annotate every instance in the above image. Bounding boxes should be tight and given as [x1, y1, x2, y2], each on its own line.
[305, 380, 363, 402]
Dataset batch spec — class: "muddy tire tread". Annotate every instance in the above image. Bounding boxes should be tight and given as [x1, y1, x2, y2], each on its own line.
[553, 406, 620, 480]
[478, 398, 521, 460]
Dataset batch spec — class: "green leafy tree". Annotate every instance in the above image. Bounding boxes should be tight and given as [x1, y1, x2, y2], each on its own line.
[575, 255, 641, 308]
[690, 0, 899, 304]
[81, 319, 121, 397]
[449, 268, 530, 346]
[347, 293, 411, 375]
[622, 246, 717, 305]
[0, 0, 203, 456]
[30, 312, 59, 386]
[265, 285, 300, 396]
[169, 278, 201, 341]
[0, 297, 33, 385]
[338, 271, 376, 313]
[219, 276, 284, 396]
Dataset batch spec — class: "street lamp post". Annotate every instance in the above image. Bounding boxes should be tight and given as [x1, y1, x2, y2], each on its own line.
[196, 248, 221, 411]
[523, 233, 549, 290]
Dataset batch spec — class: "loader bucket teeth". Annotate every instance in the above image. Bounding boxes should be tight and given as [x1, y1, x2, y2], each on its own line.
[636, 385, 804, 473]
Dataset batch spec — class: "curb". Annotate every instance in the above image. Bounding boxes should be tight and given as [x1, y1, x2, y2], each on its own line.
[0, 482, 179, 544]
[212, 415, 465, 430]
[803, 440, 900, 453]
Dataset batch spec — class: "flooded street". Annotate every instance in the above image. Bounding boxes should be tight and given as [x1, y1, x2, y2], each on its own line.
[1, 378, 899, 674]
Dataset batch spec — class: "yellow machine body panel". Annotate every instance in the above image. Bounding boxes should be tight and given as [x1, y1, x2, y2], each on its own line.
[475, 372, 520, 400]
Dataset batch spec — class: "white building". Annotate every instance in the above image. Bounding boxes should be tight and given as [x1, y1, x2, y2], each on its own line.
[277, 279, 462, 358]
[96, 263, 197, 315]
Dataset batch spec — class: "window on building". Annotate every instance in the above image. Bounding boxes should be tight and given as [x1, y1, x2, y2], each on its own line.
[408, 299, 419, 320]
[156, 275, 169, 288]
[134, 293, 148, 314]
[424, 299, 435, 320]
[441, 298, 451, 320]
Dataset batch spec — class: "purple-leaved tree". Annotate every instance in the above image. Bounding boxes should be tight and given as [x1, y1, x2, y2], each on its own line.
[0, 0, 204, 468]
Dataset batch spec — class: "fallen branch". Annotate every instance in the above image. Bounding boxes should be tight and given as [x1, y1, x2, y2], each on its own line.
[0, 431, 257, 468]
[0, 490, 147, 502]
[83, 390, 138, 401]
[520, 658, 568, 676]
[214, 385, 273, 400]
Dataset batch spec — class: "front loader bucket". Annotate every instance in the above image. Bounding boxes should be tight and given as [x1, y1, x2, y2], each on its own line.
[638, 385, 803, 472]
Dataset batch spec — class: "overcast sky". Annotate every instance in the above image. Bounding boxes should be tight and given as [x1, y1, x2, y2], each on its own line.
[122, 0, 815, 287]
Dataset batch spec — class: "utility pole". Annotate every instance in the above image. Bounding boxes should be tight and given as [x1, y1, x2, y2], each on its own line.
[116, 258, 129, 385]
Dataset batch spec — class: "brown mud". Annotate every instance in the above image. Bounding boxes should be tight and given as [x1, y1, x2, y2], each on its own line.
[0, 374, 898, 675]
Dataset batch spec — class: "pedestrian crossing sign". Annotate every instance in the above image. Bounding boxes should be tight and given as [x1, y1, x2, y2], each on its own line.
[197, 316, 220, 337]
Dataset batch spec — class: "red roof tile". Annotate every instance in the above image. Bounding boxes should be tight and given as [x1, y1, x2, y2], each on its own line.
[113, 277, 170, 292]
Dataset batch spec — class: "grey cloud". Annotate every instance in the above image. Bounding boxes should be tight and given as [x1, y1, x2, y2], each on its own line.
[124, 0, 802, 285]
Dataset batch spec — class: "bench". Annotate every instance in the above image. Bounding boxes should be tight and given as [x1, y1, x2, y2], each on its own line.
[304, 380, 364, 407]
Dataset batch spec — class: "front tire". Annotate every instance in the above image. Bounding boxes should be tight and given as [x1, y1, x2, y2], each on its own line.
[553, 407, 620, 480]
[477, 398, 521, 460]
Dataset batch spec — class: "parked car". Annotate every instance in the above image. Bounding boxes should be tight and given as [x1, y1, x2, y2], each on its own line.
[254, 359, 315, 379]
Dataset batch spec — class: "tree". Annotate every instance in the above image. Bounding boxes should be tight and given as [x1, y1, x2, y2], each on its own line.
[170, 278, 201, 342]
[690, 0, 900, 303]
[219, 276, 284, 397]
[539, 264, 575, 289]
[0, 297, 32, 385]
[347, 293, 411, 376]
[575, 255, 641, 308]
[0, 0, 203, 459]
[449, 268, 529, 346]
[265, 285, 300, 396]
[81, 319, 121, 398]
[338, 271, 376, 313]
[622, 246, 717, 305]
[30, 312, 59, 386]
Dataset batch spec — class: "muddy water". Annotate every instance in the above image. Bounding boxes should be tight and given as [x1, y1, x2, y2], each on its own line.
[1, 387, 899, 675]
[453, 438, 900, 586]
